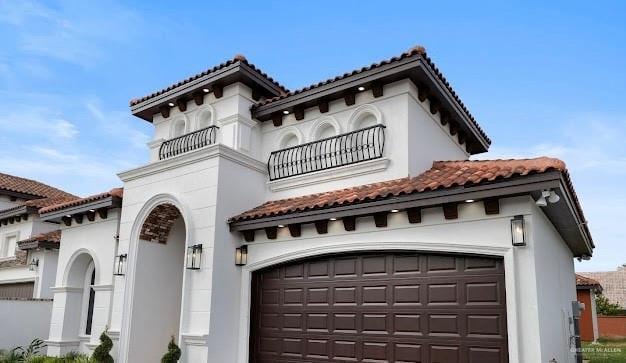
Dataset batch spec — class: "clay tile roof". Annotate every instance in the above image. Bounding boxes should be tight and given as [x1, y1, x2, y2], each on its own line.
[40, 188, 123, 214]
[576, 274, 602, 290]
[129, 55, 288, 106]
[251, 46, 490, 145]
[0, 172, 76, 199]
[17, 230, 61, 250]
[229, 157, 567, 223]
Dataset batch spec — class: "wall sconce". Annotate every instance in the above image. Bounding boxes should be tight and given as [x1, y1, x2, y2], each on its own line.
[114, 254, 127, 276]
[235, 245, 248, 266]
[186, 244, 203, 270]
[28, 258, 39, 271]
[511, 215, 526, 246]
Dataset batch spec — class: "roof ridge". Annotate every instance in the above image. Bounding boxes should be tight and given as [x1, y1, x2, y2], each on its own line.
[40, 187, 123, 214]
[0, 172, 77, 199]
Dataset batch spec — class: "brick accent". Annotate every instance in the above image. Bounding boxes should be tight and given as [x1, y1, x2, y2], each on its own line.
[0, 250, 27, 269]
[598, 316, 626, 339]
[139, 204, 182, 244]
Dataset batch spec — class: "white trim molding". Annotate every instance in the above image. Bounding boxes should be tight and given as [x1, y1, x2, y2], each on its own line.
[181, 333, 209, 346]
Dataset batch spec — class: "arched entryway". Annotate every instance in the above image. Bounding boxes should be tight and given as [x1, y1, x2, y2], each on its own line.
[126, 202, 187, 362]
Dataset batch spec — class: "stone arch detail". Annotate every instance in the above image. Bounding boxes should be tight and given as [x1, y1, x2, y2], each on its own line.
[63, 248, 99, 287]
[347, 104, 384, 131]
[277, 126, 304, 148]
[139, 203, 182, 244]
[309, 116, 341, 141]
[195, 105, 216, 130]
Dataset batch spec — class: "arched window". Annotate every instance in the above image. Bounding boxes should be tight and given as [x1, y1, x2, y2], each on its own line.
[84, 269, 95, 335]
[280, 133, 300, 149]
[354, 113, 378, 130]
[348, 104, 384, 131]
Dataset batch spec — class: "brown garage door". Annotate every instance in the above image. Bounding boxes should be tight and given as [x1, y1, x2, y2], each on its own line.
[0, 281, 34, 298]
[250, 252, 508, 363]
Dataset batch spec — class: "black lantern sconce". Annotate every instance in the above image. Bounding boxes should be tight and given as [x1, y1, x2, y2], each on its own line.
[186, 244, 203, 270]
[235, 245, 248, 266]
[28, 258, 39, 271]
[114, 254, 127, 276]
[511, 215, 526, 246]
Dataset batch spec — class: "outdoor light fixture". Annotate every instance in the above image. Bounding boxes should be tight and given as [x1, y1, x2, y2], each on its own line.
[357, 86, 366, 91]
[390, 209, 400, 213]
[113, 254, 127, 276]
[465, 199, 475, 203]
[329, 217, 337, 221]
[511, 215, 526, 246]
[186, 244, 203, 270]
[536, 189, 560, 207]
[235, 245, 248, 266]
[202, 88, 210, 93]
[277, 224, 285, 228]
[28, 258, 39, 271]
[167, 102, 175, 107]
[282, 110, 289, 115]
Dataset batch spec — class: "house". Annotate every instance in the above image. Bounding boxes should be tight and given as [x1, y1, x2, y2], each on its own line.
[576, 274, 602, 342]
[0, 173, 76, 299]
[29, 46, 593, 362]
[580, 265, 626, 309]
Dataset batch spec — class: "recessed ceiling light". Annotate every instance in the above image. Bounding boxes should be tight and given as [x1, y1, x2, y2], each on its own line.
[277, 224, 285, 228]
[65, 215, 72, 218]
[357, 86, 366, 91]
[202, 88, 210, 93]
[465, 199, 475, 203]
[390, 209, 400, 213]
[329, 217, 337, 221]
[88, 209, 95, 213]
[282, 110, 290, 115]
[167, 102, 175, 107]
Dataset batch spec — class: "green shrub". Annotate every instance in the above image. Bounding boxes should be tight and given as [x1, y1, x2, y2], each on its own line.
[596, 294, 623, 316]
[160, 337, 181, 363]
[91, 332, 112, 363]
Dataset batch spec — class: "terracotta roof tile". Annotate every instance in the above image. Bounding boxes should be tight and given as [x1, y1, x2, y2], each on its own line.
[129, 55, 288, 106]
[40, 188, 123, 214]
[17, 230, 61, 250]
[0, 172, 76, 199]
[251, 46, 490, 145]
[229, 157, 568, 223]
[576, 274, 602, 290]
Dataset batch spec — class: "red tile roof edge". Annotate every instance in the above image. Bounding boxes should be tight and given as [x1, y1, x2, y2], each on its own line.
[129, 55, 288, 106]
[40, 188, 123, 214]
[0, 172, 77, 200]
[251, 46, 490, 145]
[576, 274, 602, 289]
[228, 157, 577, 223]
[18, 230, 61, 245]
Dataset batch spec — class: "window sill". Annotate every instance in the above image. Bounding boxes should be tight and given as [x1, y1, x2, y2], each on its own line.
[268, 157, 390, 192]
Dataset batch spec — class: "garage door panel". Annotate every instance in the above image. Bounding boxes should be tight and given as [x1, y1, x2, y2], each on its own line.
[251, 252, 508, 363]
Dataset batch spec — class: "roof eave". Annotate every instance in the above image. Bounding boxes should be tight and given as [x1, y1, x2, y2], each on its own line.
[18, 240, 59, 251]
[252, 56, 490, 154]
[130, 62, 285, 122]
[229, 171, 592, 257]
[40, 196, 122, 223]
[0, 206, 37, 220]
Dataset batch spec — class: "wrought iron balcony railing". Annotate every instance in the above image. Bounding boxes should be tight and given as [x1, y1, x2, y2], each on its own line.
[159, 126, 219, 160]
[268, 124, 386, 181]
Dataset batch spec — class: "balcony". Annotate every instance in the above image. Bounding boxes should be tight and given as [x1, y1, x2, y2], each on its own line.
[268, 124, 386, 181]
[159, 126, 219, 160]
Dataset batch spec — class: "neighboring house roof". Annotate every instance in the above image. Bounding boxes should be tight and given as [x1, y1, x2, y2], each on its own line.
[231, 157, 569, 222]
[576, 274, 603, 292]
[579, 267, 626, 308]
[0, 172, 76, 200]
[17, 230, 61, 250]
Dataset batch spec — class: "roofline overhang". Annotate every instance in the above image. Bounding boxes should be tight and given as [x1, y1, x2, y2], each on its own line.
[0, 206, 37, 221]
[229, 171, 593, 257]
[130, 62, 285, 122]
[576, 285, 602, 293]
[40, 196, 122, 223]
[0, 189, 47, 201]
[252, 55, 490, 154]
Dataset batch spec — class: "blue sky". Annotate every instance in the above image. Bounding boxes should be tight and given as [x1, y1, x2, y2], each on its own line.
[0, 1, 624, 271]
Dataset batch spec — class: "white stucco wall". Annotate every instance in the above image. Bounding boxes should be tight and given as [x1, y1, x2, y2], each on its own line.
[532, 204, 577, 363]
[0, 299, 52, 349]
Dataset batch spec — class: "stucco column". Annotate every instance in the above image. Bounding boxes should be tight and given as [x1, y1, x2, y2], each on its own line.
[46, 287, 83, 356]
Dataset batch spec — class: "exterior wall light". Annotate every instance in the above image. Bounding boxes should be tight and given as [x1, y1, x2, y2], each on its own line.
[186, 244, 202, 270]
[235, 245, 248, 266]
[29, 258, 39, 271]
[511, 215, 526, 246]
[114, 254, 127, 276]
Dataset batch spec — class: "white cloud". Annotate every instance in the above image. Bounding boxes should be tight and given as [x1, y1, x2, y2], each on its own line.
[0, 0, 142, 68]
[52, 119, 79, 139]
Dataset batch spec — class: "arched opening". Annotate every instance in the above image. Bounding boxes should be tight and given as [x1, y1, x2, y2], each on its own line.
[60, 251, 98, 351]
[196, 108, 213, 130]
[172, 119, 187, 138]
[127, 203, 187, 362]
[353, 112, 378, 130]
[280, 133, 300, 149]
